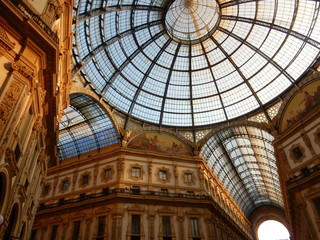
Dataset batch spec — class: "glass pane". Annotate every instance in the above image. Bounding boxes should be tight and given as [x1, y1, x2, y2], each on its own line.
[190, 218, 200, 237]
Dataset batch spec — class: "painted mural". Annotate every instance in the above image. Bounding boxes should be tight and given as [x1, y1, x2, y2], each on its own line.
[281, 80, 320, 131]
[128, 132, 192, 155]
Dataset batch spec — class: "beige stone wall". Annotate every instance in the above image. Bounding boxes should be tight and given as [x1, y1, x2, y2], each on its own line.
[35, 202, 243, 240]
[0, 0, 72, 239]
[274, 78, 320, 240]
[34, 145, 252, 240]
[0, 22, 48, 239]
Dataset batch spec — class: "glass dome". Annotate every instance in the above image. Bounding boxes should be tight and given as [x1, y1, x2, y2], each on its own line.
[73, 0, 320, 127]
[165, 0, 220, 44]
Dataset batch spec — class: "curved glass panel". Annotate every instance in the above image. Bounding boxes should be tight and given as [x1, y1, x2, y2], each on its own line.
[73, 0, 320, 127]
[200, 126, 283, 216]
[58, 94, 118, 160]
[165, 0, 220, 44]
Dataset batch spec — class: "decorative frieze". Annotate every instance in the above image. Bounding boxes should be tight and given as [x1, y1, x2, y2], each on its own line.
[11, 61, 36, 81]
[0, 26, 15, 55]
[0, 79, 24, 134]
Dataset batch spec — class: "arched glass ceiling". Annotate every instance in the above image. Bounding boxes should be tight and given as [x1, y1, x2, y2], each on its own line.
[73, 0, 320, 127]
[200, 126, 283, 217]
[58, 94, 118, 160]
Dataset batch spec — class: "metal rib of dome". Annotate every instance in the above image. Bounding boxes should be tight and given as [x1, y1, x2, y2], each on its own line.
[73, 0, 320, 127]
[200, 126, 283, 217]
[58, 94, 118, 160]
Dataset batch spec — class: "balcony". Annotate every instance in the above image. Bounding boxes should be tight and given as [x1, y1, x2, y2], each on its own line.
[38, 188, 212, 211]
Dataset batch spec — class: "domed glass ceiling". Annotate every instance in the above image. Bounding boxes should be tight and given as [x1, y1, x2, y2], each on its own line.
[73, 0, 320, 127]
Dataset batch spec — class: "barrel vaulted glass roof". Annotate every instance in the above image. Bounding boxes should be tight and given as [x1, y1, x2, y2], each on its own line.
[73, 0, 320, 127]
[58, 94, 118, 160]
[201, 126, 283, 217]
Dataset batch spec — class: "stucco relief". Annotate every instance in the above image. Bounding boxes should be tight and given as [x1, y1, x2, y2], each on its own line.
[11, 61, 35, 81]
[0, 26, 15, 55]
[0, 79, 24, 134]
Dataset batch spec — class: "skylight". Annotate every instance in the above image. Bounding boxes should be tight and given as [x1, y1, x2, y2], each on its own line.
[73, 0, 320, 127]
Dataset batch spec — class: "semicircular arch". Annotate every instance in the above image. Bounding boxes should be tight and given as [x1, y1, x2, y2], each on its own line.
[58, 93, 120, 160]
[200, 124, 284, 217]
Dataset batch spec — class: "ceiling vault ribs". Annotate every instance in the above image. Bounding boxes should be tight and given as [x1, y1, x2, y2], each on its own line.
[73, 19, 162, 74]
[70, 0, 320, 217]
[124, 38, 172, 129]
[76, 4, 165, 23]
[159, 43, 182, 125]
[200, 42, 229, 122]
[221, 16, 320, 50]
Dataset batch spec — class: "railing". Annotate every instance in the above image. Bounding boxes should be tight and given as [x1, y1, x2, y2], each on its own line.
[38, 188, 213, 211]
[286, 163, 320, 186]
[10, 0, 59, 43]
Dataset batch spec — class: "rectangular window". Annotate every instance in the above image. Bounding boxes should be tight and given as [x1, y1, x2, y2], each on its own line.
[62, 180, 69, 190]
[50, 225, 58, 240]
[185, 173, 193, 183]
[132, 167, 141, 177]
[190, 218, 200, 238]
[72, 221, 81, 240]
[83, 175, 89, 185]
[159, 170, 167, 180]
[162, 216, 171, 237]
[105, 169, 111, 178]
[97, 216, 106, 237]
[131, 214, 141, 240]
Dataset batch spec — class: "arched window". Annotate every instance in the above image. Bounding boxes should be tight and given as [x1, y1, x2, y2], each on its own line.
[58, 94, 118, 160]
[258, 220, 290, 240]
